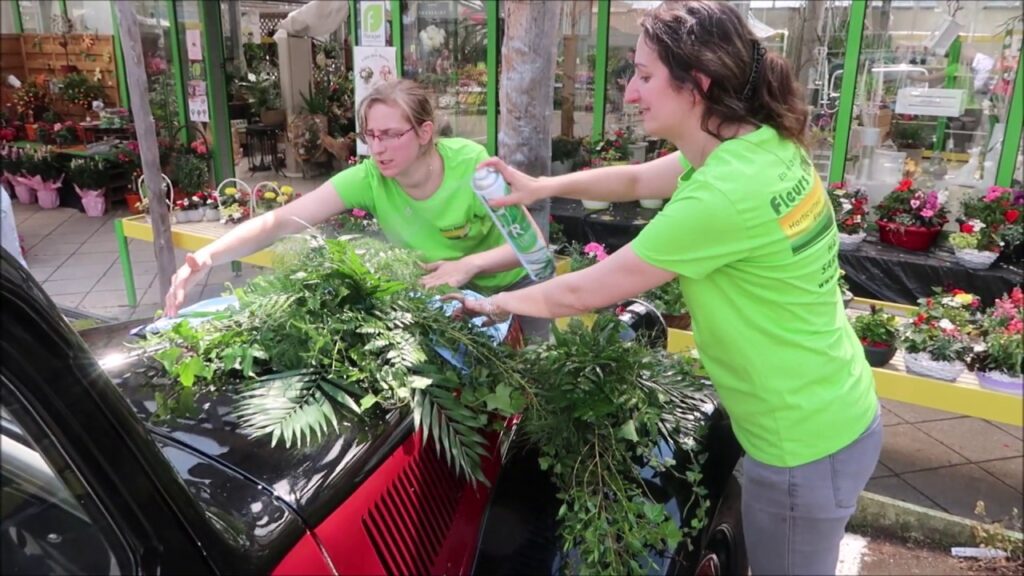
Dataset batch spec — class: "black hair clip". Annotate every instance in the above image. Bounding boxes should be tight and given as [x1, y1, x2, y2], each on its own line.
[742, 41, 767, 101]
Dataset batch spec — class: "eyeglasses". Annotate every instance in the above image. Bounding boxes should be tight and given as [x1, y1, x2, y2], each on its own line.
[358, 126, 415, 144]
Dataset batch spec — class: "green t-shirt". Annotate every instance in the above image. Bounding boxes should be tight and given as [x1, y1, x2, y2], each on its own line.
[632, 126, 877, 468]
[330, 137, 526, 294]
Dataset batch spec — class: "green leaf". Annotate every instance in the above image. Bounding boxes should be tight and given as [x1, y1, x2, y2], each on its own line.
[359, 393, 380, 410]
[616, 420, 639, 442]
[178, 355, 209, 388]
[482, 383, 514, 414]
[154, 347, 183, 374]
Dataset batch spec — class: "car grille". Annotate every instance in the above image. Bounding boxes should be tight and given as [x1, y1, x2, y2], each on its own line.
[362, 443, 465, 575]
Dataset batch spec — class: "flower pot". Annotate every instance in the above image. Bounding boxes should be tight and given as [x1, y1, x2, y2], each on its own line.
[59, 64, 79, 74]
[204, 207, 221, 222]
[125, 193, 143, 214]
[74, 185, 107, 217]
[33, 176, 63, 210]
[11, 179, 37, 204]
[842, 289, 854, 308]
[662, 312, 692, 331]
[976, 371, 1023, 396]
[876, 220, 942, 252]
[581, 200, 611, 211]
[550, 160, 571, 176]
[639, 198, 664, 210]
[903, 352, 965, 382]
[25, 124, 38, 142]
[862, 343, 897, 368]
[260, 108, 287, 127]
[838, 232, 866, 252]
[953, 248, 999, 270]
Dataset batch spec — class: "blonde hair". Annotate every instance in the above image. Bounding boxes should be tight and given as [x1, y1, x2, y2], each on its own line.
[356, 79, 435, 138]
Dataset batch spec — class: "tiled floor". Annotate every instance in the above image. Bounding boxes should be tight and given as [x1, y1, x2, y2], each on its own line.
[7, 197, 1024, 526]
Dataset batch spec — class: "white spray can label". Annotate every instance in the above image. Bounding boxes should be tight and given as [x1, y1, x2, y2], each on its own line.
[471, 167, 555, 281]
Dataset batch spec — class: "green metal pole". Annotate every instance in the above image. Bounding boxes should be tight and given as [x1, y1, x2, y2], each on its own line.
[167, 0, 189, 145]
[933, 37, 961, 155]
[200, 0, 233, 183]
[12, 0, 23, 33]
[486, 0, 498, 155]
[114, 218, 138, 307]
[349, 0, 358, 46]
[591, 0, 610, 143]
[390, 0, 402, 73]
[58, 0, 67, 18]
[827, 0, 867, 186]
[995, 53, 1024, 187]
[110, 2, 129, 107]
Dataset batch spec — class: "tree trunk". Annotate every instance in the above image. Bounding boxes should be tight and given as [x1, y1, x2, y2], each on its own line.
[116, 3, 177, 299]
[500, 1, 561, 240]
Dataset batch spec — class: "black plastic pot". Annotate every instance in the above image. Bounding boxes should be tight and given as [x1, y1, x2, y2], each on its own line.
[863, 343, 897, 368]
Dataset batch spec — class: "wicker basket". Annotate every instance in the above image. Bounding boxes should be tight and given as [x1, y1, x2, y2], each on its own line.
[976, 371, 1023, 396]
[214, 178, 255, 224]
[953, 248, 999, 270]
[136, 174, 174, 224]
[903, 352, 965, 382]
[838, 232, 866, 252]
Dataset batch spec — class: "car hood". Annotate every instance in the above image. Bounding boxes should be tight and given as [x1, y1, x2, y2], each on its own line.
[80, 320, 412, 527]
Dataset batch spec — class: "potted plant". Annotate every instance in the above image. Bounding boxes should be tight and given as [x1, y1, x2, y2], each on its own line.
[172, 153, 211, 200]
[961, 185, 1024, 267]
[239, 68, 284, 126]
[60, 72, 106, 111]
[551, 135, 581, 176]
[52, 13, 79, 74]
[900, 313, 971, 382]
[67, 156, 110, 217]
[14, 78, 52, 131]
[973, 288, 1023, 395]
[19, 147, 63, 209]
[948, 225, 999, 269]
[641, 280, 690, 330]
[0, 145, 34, 204]
[827, 182, 869, 251]
[873, 178, 948, 251]
[851, 305, 900, 367]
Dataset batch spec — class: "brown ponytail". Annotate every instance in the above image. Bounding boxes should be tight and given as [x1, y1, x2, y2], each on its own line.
[640, 1, 809, 148]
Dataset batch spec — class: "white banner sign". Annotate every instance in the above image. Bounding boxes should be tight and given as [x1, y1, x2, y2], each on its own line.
[354, 45, 398, 155]
[360, 1, 387, 47]
[188, 96, 210, 123]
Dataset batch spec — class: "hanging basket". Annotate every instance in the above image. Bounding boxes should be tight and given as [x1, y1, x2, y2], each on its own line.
[953, 248, 999, 270]
[876, 220, 942, 252]
[838, 232, 866, 252]
[976, 371, 1023, 396]
[903, 352, 965, 382]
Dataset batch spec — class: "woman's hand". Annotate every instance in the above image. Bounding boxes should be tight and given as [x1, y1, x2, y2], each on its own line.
[442, 293, 511, 326]
[420, 258, 480, 290]
[477, 157, 551, 208]
[164, 252, 212, 317]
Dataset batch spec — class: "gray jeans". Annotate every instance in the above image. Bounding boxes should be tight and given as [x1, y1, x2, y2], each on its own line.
[504, 274, 551, 344]
[741, 406, 882, 575]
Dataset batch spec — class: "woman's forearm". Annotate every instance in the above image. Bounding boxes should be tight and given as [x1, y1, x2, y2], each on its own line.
[464, 244, 522, 275]
[194, 211, 302, 265]
[491, 268, 607, 319]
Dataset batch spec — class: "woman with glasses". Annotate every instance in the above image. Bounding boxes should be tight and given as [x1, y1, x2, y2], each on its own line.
[447, 2, 881, 574]
[165, 79, 548, 338]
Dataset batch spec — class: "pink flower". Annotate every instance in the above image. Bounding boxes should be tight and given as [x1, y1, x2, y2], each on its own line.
[1008, 318, 1023, 335]
[985, 186, 1009, 202]
[910, 199, 921, 209]
[351, 208, 367, 218]
[920, 209, 934, 218]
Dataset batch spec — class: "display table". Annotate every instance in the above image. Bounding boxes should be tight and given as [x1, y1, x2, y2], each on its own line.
[114, 215, 276, 307]
[551, 197, 1021, 305]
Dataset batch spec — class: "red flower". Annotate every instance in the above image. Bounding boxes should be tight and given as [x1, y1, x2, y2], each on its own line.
[913, 313, 926, 326]
[960, 222, 974, 234]
[895, 179, 913, 192]
[1006, 209, 1020, 224]
[951, 289, 965, 295]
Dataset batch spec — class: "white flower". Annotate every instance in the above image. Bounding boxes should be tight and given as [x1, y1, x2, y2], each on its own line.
[247, 72, 256, 82]
[938, 318, 955, 331]
[419, 25, 446, 51]
[968, 219, 985, 231]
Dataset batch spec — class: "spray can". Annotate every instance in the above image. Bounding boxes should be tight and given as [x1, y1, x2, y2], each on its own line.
[471, 167, 555, 281]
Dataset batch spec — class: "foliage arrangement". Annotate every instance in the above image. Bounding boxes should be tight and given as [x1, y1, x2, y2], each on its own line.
[568, 242, 609, 271]
[552, 135, 583, 165]
[67, 156, 110, 190]
[21, 146, 63, 182]
[324, 209, 381, 237]
[914, 287, 982, 329]
[14, 77, 51, 120]
[873, 178, 948, 229]
[239, 67, 283, 112]
[641, 280, 687, 317]
[851, 305, 900, 348]
[255, 183, 297, 213]
[590, 128, 635, 164]
[827, 181, 869, 235]
[141, 235, 715, 574]
[519, 317, 712, 573]
[975, 288, 1024, 377]
[900, 315, 971, 363]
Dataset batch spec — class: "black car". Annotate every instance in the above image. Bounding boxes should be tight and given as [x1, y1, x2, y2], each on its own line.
[1, 248, 746, 575]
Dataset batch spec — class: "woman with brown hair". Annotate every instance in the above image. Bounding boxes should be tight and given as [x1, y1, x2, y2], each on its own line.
[449, 2, 880, 573]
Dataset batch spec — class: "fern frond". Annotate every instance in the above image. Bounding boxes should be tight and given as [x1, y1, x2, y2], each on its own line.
[415, 386, 491, 486]
[234, 369, 341, 448]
